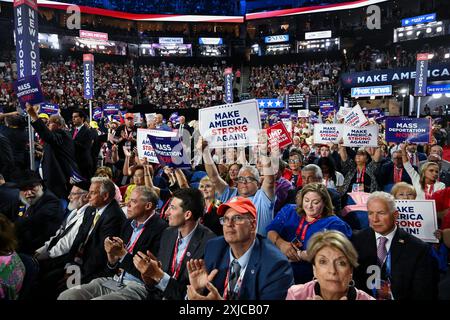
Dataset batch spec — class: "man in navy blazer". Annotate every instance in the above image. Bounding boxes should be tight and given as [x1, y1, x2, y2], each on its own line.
[376, 151, 414, 190]
[186, 196, 294, 300]
[351, 192, 438, 300]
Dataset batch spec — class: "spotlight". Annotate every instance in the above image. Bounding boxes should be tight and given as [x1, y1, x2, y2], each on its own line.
[426, 28, 432, 33]
[432, 93, 442, 99]
[376, 58, 382, 63]
[445, 53, 450, 59]
[400, 88, 407, 94]
[406, 31, 413, 35]
[445, 93, 450, 98]
[437, 27, 443, 32]
[398, 33, 404, 37]
[428, 54, 434, 59]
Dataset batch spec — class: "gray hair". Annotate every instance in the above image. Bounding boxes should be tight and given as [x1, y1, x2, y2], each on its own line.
[239, 165, 260, 181]
[302, 164, 323, 180]
[367, 191, 396, 213]
[49, 114, 66, 127]
[133, 186, 159, 208]
[90, 176, 115, 200]
[307, 230, 359, 269]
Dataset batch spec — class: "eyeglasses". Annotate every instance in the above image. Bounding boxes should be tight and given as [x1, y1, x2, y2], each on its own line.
[219, 215, 252, 225]
[237, 176, 258, 184]
[289, 159, 301, 163]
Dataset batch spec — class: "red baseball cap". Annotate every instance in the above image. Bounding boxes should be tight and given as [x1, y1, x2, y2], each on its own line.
[217, 196, 257, 219]
[125, 113, 134, 119]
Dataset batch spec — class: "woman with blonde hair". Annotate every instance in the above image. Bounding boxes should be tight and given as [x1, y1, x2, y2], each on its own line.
[267, 183, 352, 284]
[390, 182, 417, 200]
[286, 230, 374, 300]
[198, 176, 222, 235]
[401, 143, 445, 199]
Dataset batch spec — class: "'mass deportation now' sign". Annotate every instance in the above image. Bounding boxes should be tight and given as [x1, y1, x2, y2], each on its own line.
[385, 117, 431, 144]
[199, 100, 261, 148]
[14, 75, 44, 109]
[137, 129, 176, 164]
[147, 134, 191, 169]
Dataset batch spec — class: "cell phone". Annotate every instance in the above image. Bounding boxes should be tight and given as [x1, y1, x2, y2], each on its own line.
[291, 238, 303, 250]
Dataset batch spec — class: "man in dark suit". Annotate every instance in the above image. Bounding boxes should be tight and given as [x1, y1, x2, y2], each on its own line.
[58, 186, 167, 300]
[174, 116, 193, 136]
[38, 177, 125, 299]
[25, 103, 80, 200]
[377, 151, 414, 190]
[186, 196, 294, 300]
[71, 109, 94, 180]
[133, 188, 216, 300]
[9, 170, 64, 255]
[352, 191, 438, 300]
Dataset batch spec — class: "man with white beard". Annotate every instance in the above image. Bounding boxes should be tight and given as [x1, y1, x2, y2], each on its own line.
[11, 170, 64, 255]
[34, 181, 90, 261]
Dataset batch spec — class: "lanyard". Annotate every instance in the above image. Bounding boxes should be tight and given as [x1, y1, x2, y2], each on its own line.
[223, 261, 245, 300]
[170, 236, 191, 280]
[393, 168, 403, 183]
[425, 184, 434, 199]
[126, 227, 146, 254]
[356, 166, 366, 184]
[295, 216, 320, 242]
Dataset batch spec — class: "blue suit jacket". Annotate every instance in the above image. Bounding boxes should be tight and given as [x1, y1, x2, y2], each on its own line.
[204, 235, 294, 300]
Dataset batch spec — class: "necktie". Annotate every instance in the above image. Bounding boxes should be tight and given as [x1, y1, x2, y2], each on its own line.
[72, 127, 79, 139]
[228, 260, 241, 299]
[92, 210, 101, 228]
[377, 236, 388, 266]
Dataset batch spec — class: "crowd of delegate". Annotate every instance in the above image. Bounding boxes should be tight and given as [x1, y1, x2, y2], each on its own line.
[0, 99, 449, 301]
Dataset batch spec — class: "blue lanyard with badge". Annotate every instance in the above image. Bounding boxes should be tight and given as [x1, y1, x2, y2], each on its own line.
[372, 252, 394, 300]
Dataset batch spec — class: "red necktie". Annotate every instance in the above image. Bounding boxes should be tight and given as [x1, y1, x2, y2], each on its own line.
[72, 127, 79, 139]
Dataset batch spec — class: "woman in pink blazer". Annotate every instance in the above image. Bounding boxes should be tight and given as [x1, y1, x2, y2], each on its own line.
[286, 230, 374, 300]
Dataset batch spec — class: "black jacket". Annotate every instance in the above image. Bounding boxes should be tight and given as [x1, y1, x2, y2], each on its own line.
[71, 125, 94, 180]
[110, 214, 168, 280]
[14, 190, 64, 255]
[146, 223, 216, 300]
[32, 118, 79, 199]
[352, 227, 438, 300]
[68, 200, 125, 284]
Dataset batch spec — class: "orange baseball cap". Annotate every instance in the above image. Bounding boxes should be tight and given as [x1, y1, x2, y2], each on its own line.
[217, 196, 257, 219]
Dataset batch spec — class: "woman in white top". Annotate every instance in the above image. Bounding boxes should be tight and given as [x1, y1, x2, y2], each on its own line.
[401, 143, 445, 199]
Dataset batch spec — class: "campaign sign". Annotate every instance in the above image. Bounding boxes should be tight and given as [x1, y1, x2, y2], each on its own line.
[342, 125, 378, 147]
[414, 53, 429, 96]
[14, 75, 44, 109]
[14, 0, 40, 79]
[385, 117, 431, 144]
[337, 107, 352, 120]
[297, 109, 310, 118]
[427, 84, 450, 95]
[147, 134, 190, 169]
[224, 67, 233, 104]
[92, 107, 103, 121]
[39, 103, 59, 115]
[199, 100, 261, 148]
[83, 54, 94, 99]
[267, 121, 293, 149]
[319, 101, 337, 118]
[343, 104, 369, 127]
[282, 119, 292, 135]
[137, 129, 176, 164]
[314, 124, 344, 144]
[103, 104, 119, 116]
[395, 200, 438, 243]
